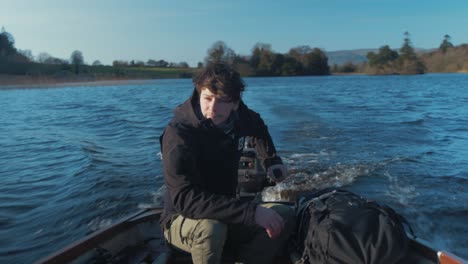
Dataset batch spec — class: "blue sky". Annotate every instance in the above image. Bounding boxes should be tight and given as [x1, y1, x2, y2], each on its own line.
[2, 0, 467, 66]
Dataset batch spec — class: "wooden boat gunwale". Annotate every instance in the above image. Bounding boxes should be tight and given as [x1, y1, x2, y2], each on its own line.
[35, 208, 163, 264]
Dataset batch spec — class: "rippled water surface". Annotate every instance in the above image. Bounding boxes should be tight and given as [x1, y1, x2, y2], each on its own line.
[1, 74, 467, 262]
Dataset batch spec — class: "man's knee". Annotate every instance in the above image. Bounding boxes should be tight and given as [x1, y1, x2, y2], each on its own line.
[190, 219, 228, 263]
[193, 219, 228, 244]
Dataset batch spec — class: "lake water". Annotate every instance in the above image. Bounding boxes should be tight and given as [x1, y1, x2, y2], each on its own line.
[1, 74, 467, 263]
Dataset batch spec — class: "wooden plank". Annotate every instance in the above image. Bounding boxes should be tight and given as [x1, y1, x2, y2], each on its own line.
[35, 208, 162, 264]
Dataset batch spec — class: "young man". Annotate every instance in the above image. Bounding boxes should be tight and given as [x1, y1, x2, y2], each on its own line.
[160, 62, 295, 264]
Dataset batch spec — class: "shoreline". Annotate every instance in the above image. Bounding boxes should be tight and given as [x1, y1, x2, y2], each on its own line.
[0, 75, 165, 90]
[2, 71, 467, 90]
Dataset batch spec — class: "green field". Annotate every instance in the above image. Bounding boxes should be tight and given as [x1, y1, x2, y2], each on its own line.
[122, 66, 195, 78]
[0, 60, 195, 80]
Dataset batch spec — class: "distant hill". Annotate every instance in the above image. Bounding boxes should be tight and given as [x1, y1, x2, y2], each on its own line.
[326, 48, 433, 66]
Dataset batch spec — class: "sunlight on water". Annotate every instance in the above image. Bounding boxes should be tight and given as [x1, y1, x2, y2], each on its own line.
[2, 75, 468, 262]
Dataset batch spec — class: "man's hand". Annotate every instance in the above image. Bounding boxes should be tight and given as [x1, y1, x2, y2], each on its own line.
[267, 164, 288, 183]
[255, 205, 285, 239]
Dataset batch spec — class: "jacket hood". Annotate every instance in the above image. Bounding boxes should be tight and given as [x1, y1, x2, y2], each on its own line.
[171, 89, 202, 128]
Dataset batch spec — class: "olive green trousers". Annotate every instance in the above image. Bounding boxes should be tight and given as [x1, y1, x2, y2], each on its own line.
[163, 203, 295, 264]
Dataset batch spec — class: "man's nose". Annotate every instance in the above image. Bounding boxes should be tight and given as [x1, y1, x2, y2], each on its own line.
[210, 99, 220, 112]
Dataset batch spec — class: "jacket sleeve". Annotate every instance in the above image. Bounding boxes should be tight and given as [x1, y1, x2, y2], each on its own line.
[162, 125, 258, 225]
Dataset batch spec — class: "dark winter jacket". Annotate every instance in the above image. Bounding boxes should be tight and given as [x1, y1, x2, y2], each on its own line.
[160, 90, 282, 228]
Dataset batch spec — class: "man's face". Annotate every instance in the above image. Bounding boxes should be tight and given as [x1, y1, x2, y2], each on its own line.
[199, 88, 238, 125]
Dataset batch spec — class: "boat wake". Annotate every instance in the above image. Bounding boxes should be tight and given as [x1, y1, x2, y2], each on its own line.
[262, 162, 372, 202]
[262, 153, 410, 202]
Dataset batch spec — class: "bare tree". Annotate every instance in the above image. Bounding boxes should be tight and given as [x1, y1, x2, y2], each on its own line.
[205, 41, 236, 65]
[18, 49, 34, 62]
[147, 59, 169, 67]
[37, 52, 52, 63]
[177, 61, 190, 68]
[70, 50, 84, 73]
[113, 60, 129, 67]
[250, 43, 272, 69]
[288, 45, 312, 64]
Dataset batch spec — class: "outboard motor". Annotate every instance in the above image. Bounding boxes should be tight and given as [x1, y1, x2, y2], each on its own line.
[237, 137, 275, 200]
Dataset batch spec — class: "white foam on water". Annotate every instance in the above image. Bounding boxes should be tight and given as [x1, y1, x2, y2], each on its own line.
[384, 170, 420, 206]
[262, 160, 374, 202]
[138, 185, 166, 209]
[289, 153, 321, 159]
[87, 217, 113, 232]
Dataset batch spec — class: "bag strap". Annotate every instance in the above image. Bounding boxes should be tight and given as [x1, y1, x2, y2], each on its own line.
[295, 190, 335, 244]
[296, 189, 341, 216]
[296, 190, 343, 264]
[381, 204, 417, 239]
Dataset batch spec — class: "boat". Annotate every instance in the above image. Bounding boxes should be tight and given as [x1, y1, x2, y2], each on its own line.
[35, 141, 467, 264]
[35, 206, 466, 264]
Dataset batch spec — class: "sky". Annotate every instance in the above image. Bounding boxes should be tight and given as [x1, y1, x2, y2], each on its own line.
[1, 0, 468, 67]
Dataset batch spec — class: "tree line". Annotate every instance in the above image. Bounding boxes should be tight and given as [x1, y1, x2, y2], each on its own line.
[333, 32, 465, 75]
[2, 25, 466, 79]
[0, 26, 330, 78]
[204, 41, 330, 76]
[0, 26, 191, 77]
[112, 59, 189, 68]
[365, 32, 426, 74]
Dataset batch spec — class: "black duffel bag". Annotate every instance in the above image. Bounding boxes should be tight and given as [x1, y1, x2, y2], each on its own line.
[293, 188, 413, 264]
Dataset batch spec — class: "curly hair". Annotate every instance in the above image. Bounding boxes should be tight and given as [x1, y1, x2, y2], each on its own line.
[193, 62, 245, 102]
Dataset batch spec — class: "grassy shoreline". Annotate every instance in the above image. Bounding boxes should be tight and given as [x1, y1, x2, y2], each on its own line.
[0, 72, 360, 90]
[0, 65, 196, 90]
[0, 76, 160, 90]
[2, 70, 467, 90]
